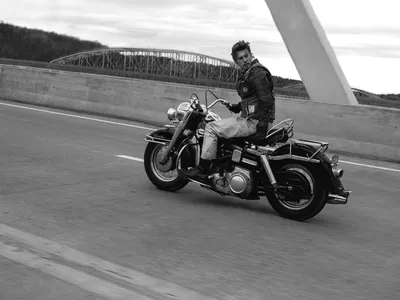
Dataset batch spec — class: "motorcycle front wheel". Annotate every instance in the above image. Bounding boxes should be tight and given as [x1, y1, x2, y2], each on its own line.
[144, 142, 189, 192]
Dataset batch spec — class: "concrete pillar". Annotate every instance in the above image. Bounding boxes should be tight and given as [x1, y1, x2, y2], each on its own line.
[264, 0, 359, 105]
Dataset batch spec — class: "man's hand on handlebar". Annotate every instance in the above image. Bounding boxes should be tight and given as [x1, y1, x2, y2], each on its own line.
[222, 100, 232, 108]
[224, 101, 241, 114]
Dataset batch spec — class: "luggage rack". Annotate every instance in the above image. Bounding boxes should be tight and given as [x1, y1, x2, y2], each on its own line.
[266, 118, 294, 140]
[286, 138, 329, 161]
[263, 119, 330, 163]
[265, 137, 330, 163]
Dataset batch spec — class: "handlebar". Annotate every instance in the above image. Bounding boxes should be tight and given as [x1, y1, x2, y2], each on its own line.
[206, 98, 228, 110]
[189, 91, 229, 113]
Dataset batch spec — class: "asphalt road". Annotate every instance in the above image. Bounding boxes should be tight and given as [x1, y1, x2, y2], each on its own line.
[0, 256, 107, 300]
[0, 100, 399, 300]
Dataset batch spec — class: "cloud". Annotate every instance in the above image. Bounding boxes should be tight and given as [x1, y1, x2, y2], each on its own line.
[2, 0, 400, 93]
[326, 26, 400, 38]
[2, 0, 277, 55]
[334, 44, 400, 59]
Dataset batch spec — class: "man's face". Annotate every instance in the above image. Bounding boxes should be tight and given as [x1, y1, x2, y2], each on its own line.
[234, 49, 253, 70]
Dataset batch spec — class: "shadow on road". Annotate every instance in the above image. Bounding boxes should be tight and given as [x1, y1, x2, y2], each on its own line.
[145, 183, 351, 229]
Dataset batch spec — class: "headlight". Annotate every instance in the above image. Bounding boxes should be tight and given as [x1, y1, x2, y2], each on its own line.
[167, 108, 177, 120]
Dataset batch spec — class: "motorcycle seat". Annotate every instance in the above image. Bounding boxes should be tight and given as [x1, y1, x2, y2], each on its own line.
[221, 128, 289, 147]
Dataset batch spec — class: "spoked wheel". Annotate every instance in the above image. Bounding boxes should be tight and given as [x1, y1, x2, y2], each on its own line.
[266, 164, 328, 221]
[144, 142, 189, 192]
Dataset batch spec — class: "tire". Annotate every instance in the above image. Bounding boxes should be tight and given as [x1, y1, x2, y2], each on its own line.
[144, 142, 189, 192]
[265, 163, 328, 221]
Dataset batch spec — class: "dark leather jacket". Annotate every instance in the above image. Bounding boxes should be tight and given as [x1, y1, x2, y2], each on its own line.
[230, 59, 276, 132]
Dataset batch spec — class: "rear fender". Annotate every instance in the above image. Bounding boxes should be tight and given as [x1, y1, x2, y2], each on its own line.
[269, 143, 336, 191]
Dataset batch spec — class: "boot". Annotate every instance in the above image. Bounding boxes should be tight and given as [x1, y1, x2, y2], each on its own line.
[182, 158, 212, 181]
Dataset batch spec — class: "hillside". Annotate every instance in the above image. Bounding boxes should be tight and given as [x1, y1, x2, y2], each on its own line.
[0, 21, 106, 62]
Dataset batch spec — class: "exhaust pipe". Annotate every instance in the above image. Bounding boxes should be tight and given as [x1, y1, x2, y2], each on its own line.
[332, 167, 344, 178]
[327, 191, 351, 204]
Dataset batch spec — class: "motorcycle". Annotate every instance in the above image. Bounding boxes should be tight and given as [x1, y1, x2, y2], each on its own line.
[143, 90, 351, 221]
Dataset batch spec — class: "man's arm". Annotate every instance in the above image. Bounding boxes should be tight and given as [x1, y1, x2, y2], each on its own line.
[248, 67, 275, 130]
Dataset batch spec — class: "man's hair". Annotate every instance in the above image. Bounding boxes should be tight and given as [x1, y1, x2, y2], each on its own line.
[231, 40, 252, 61]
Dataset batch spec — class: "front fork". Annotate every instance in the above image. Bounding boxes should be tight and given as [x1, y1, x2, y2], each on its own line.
[159, 126, 184, 165]
[159, 113, 192, 165]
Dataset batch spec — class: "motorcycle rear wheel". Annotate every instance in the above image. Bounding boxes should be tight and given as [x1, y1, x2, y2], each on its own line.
[266, 163, 328, 221]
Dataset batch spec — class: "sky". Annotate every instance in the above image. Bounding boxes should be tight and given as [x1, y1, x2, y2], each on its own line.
[1, 0, 399, 94]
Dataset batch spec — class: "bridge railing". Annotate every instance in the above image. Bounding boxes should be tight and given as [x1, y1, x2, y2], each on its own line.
[0, 58, 398, 109]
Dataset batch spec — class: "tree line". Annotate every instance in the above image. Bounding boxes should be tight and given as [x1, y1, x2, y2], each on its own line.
[0, 21, 106, 62]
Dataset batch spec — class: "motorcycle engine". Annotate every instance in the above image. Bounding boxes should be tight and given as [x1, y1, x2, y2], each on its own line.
[213, 166, 255, 199]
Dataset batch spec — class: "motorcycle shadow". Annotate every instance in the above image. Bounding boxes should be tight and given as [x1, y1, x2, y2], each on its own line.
[177, 189, 276, 216]
[176, 190, 339, 225]
[147, 184, 339, 224]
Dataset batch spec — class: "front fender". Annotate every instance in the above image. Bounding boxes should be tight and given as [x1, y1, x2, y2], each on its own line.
[270, 143, 336, 191]
[144, 126, 197, 169]
[144, 126, 176, 144]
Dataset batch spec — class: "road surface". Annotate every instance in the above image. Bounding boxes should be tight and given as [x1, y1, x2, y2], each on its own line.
[0, 100, 399, 300]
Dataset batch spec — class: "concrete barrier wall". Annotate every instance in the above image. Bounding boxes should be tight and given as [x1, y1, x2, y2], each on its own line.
[1, 64, 399, 162]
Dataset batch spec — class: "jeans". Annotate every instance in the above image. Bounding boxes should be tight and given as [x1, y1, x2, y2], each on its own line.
[201, 116, 260, 160]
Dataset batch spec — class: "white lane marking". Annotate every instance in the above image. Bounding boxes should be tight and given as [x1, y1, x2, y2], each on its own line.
[2, 100, 400, 173]
[116, 154, 400, 174]
[0, 101, 156, 131]
[0, 223, 218, 300]
[339, 160, 400, 173]
[0, 242, 153, 300]
[117, 155, 144, 162]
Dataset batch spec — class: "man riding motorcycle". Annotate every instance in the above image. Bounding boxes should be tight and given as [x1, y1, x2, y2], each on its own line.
[183, 40, 275, 179]
[182, 40, 350, 200]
